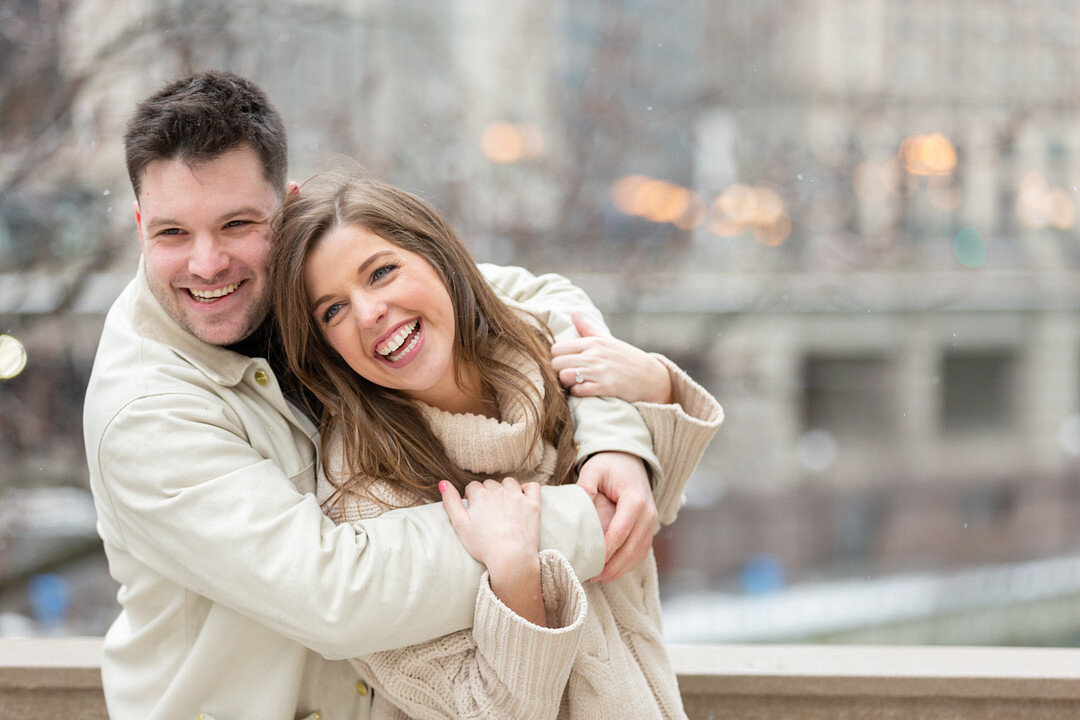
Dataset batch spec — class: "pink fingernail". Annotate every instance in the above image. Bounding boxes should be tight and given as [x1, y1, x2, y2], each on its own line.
[438, 481, 448, 493]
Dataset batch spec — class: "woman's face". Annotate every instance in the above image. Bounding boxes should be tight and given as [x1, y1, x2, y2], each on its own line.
[304, 224, 460, 409]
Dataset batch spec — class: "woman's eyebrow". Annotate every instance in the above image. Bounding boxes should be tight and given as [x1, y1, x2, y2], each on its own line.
[356, 250, 393, 277]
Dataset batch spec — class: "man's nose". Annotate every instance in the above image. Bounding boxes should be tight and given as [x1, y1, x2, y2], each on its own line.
[188, 234, 229, 279]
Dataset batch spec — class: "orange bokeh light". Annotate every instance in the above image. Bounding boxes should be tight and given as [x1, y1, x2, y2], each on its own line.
[900, 133, 957, 176]
[611, 175, 652, 215]
[707, 183, 790, 245]
[480, 122, 544, 164]
[1015, 170, 1074, 230]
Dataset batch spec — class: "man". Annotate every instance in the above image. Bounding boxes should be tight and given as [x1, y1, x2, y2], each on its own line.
[84, 71, 663, 719]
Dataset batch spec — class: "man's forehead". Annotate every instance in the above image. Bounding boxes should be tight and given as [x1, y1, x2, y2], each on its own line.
[140, 148, 276, 193]
[137, 153, 280, 222]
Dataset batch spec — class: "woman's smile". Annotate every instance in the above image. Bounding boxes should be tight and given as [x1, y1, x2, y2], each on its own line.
[374, 318, 425, 366]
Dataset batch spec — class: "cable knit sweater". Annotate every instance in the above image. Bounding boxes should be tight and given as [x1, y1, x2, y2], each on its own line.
[320, 352, 722, 720]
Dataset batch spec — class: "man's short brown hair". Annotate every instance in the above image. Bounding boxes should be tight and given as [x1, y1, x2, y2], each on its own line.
[124, 70, 287, 198]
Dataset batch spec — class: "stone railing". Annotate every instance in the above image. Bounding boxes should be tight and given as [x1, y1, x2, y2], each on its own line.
[0, 638, 105, 718]
[3, 639, 1080, 719]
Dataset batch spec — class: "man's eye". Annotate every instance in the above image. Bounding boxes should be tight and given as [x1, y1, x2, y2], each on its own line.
[225, 220, 250, 228]
[159, 228, 182, 236]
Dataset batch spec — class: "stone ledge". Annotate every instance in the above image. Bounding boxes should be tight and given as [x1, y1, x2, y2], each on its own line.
[0, 638, 104, 690]
[669, 643, 1080, 700]
[4, 639, 1080, 719]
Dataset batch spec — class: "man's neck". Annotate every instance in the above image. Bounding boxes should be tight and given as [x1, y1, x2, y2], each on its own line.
[223, 316, 275, 359]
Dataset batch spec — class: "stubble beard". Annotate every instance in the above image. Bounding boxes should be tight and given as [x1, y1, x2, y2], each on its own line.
[149, 278, 271, 347]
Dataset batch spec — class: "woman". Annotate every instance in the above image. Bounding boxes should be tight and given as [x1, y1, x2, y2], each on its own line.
[272, 173, 722, 719]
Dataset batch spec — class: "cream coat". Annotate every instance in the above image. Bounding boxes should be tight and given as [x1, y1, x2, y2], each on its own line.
[83, 263, 655, 720]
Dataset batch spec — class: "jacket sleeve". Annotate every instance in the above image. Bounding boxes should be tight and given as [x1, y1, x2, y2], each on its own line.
[352, 549, 587, 720]
[478, 262, 662, 476]
[92, 392, 603, 659]
[632, 354, 724, 525]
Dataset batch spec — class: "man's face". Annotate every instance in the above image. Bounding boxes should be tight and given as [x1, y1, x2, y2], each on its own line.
[135, 147, 280, 346]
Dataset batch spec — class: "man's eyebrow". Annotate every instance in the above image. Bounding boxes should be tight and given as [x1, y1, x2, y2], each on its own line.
[309, 250, 393, 312]
[144, 208, 269, 232]
[144, 216, 184, 232]
[218, 207, 270, 223]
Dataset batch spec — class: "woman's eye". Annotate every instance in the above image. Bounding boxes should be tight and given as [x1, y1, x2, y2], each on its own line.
[371, 264, 397, 282]
[225, 220, 250, 229]
[321, 303, 343, 324]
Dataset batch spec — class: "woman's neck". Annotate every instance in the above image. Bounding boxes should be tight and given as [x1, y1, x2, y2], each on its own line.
[409, 362, 498, 418]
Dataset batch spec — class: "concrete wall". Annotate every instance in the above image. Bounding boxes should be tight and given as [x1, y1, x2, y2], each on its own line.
[5, 639, 1080, 719]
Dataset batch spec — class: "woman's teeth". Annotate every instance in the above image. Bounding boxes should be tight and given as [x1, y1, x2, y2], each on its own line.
[190, 282, 240, 302]
[377, 320, 420, 360]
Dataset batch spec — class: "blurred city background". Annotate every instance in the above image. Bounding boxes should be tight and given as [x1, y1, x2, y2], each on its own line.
[5, 0, 1080, 646]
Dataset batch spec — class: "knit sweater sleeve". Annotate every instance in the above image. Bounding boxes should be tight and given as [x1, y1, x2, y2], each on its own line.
[634, 354, 724, 526]
[350, 548, 587, 720]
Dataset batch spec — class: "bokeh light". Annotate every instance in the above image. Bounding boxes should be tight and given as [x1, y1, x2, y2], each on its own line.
[754, 211, 791, 247]
[1016, 170, 1075, 230]
[0, 334, 28, 380]
[900, 132, 957, 176]
[640, 179, 691, 223]
[611, 174, 651, 214]
[707, 183, 791, 245]
[610, 174, 705, 229]
[1059, 414, 1080, 456]
[480, 122, 544, 164]
[706, 213, 744, 237]
[953, 227, 987, 268]
[1049, 188, 1074, 230]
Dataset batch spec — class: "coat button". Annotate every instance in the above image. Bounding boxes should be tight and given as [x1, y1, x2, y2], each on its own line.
[356, 680, 368, 695]
[254, 370, 269, 385]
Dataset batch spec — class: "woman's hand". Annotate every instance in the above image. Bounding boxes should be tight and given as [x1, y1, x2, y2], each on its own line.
[440, 478, 547, 626]
[550, 312, 673, 405]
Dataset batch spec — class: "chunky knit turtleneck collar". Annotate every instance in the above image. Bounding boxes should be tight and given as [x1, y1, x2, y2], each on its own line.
[414, 346, 556, 482]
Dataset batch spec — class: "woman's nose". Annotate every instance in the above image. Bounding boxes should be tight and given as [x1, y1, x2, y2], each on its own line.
[353, 292, 388, 329]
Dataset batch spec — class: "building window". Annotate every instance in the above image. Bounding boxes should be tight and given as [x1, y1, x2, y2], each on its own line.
[941, 350, 1016, 433]
[802, 354, 895, 440]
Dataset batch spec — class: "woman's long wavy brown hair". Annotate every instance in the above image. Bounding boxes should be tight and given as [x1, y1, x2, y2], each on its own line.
[271, 173, 576, 504]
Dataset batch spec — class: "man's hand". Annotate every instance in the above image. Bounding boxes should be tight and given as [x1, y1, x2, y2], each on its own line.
[577, 451, 658, 583]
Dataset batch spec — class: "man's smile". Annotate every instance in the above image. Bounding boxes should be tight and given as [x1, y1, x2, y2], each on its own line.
[188, 281, 243, 303]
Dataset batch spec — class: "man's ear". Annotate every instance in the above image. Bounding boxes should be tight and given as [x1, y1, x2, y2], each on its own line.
[133, 200, 146, 251]
[285, 181, 299, 197]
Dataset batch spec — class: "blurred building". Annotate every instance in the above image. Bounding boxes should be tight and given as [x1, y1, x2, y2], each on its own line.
[5, 0, 1080, 635]
[630, 0, 1080, 589]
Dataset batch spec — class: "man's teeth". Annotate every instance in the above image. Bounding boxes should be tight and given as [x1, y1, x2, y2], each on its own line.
[190, 282, 240, 302]
[377, 320, 419, 357]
